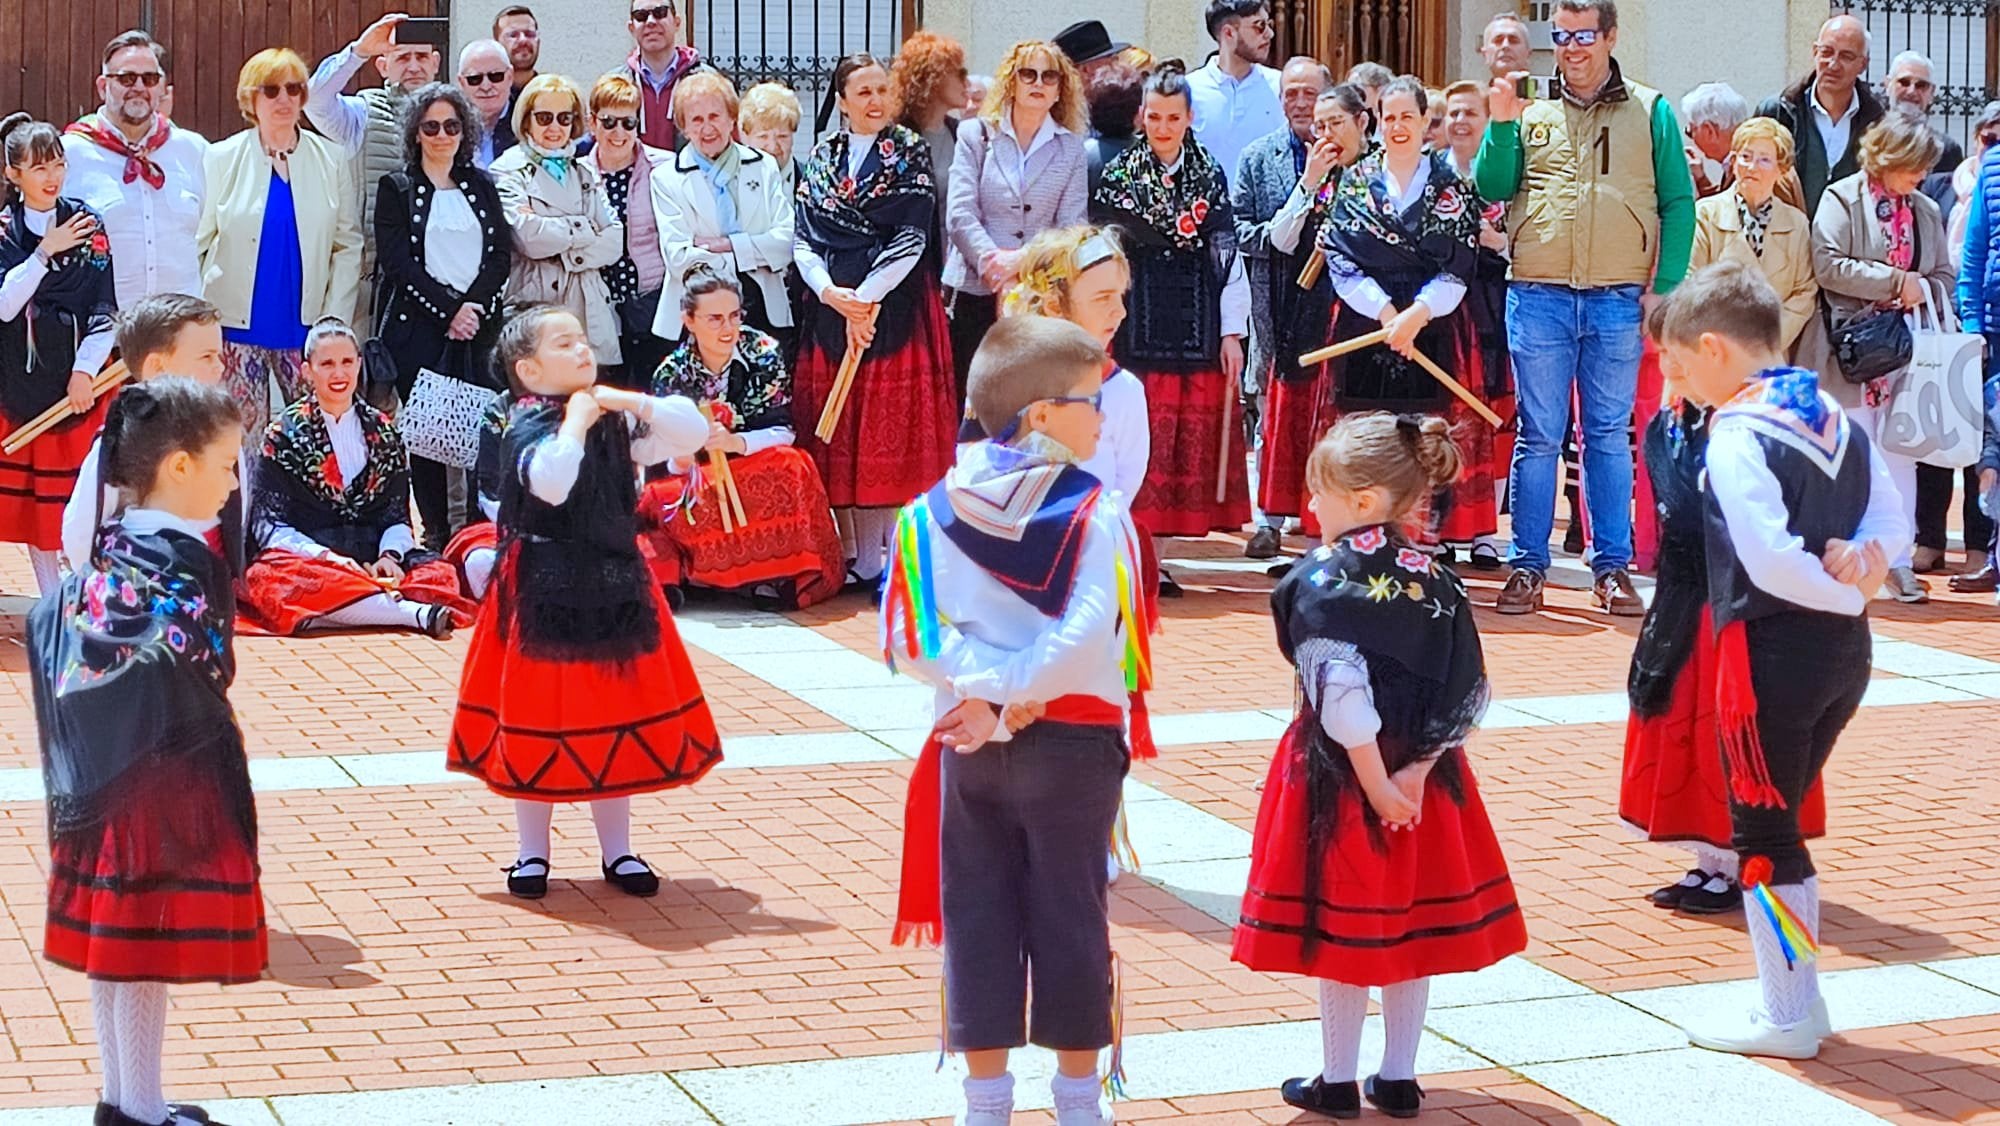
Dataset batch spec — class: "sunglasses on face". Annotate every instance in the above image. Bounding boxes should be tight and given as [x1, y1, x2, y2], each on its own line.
[531, 109, 576, 127]
[106, 71, 164, 89]
[461, 70, 508, 87]
[1982, 131, 2000, 148]
[1016, 67, 1061, 86]
[260, 82, 307, 100]
[1548, 28, 1602, 47]
[419, 119, 464, 137]
[630, 4, 676, 22]
[597, 115, 639, 132]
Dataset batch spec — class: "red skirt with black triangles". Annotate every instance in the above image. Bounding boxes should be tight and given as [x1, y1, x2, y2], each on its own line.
[1233, 730, 1526, 986]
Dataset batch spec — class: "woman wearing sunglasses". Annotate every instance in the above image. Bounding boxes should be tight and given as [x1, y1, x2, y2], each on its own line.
[491, 74, 627, 371]
[582, 74, 674, 388]
[653, 70, 796, 354]
[373, 83, 511, 550]
[941, 40, 1088, 400]
[197, 47, 364, 473]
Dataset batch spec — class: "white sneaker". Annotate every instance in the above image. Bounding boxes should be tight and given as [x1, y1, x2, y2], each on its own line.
[1053, 1100, 1113, 1126]
[1808, 995, 1832, 1040]
[956, 1110, 1012, 1126]
[1685, 1007, 1822, 1060]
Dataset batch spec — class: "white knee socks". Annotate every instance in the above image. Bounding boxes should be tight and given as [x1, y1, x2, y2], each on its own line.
[315, 593, 430, 631]
[1691, 843, 1740, 882]
[29, 546, 61, 594]
[463, 548, 497, 599]
[1378, 978, 1430, 1081]
[847, 509, 896, 581]
[1318, 980, 1368, 1084]
[591, 797, 646, 874]
[1747, 877, 1821, 1026]
[515, 799, 553, 867]
[91, 979, 122, 1107]
[114, 981, 170, 1124]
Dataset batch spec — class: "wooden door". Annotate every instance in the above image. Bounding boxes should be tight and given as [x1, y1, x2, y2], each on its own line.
[1272, 0, 1451, 84]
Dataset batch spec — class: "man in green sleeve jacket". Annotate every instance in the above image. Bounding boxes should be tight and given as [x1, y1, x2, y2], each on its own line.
[1471, 0, 1694, 617]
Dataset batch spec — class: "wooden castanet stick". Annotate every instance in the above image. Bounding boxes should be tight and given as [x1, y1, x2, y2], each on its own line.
[814, 306, 881, 443]
[1408, 350, 1504, 429]
[1295, 328, 1389, 369]
[698, 402, 747, 534]
[1214, 369, 1235, 504]
[1296, 249, 1324, 290]
[1, 360, 129, 454]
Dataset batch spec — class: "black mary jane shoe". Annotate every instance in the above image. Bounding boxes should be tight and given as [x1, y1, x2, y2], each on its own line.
[602, 854, 662, 897]
[1467, 543, 1504, 571]
[1364, 1074, 1424, 1119]
[105, 1109, 218, 1126]
[1279, 1076, 1359, 1119]
[1648, 869, 1705, 909]
[1676, 877, 1743, 916]
[664, 584, 687, 611]
[1158, 573, 1185, 599]
[506, 858, 550, 900]
[422, 604, 455, 640]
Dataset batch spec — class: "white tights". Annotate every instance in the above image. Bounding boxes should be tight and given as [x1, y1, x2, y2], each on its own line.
[307, 593, 432, 632]
[29, 546, 61, 594]
[463, 548, 498, 599]
[842, 508, 897, 581]
[91, 979, 172, 1123]
[513, 797, 640, 872]
[1318, 978, 1430, 1084]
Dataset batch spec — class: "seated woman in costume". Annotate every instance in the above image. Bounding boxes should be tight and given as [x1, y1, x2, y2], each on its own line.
[240, 318, 474, 637]
[640, 265, 843, 608]
[1316, 77, 1488, 547]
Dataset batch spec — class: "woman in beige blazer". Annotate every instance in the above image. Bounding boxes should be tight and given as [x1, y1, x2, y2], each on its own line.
[1690, 117, 1817, 355]
[1800, 112, 1958, 602]
[490, 75, 626, 366]
[197, 48, 363, 450]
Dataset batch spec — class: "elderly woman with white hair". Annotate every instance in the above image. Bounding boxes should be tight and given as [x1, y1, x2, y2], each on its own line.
[1681, 82, 1752, 199]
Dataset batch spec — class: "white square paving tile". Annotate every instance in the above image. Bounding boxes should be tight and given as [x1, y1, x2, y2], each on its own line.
[0, 767, 43, 804]
[271, 1074, 712, 1126]
[247, 755, 357, 793]
[714, 731, 909, 770]
[1478, 702, 1559, 730]
[1114, 1018, 1491, 1101]
[1146, 709, 1290, 746]
[1617, 963, 2000, 1034]
[1423, 993, 1685, 1065]
[333, 750, 458, 788]
[1927, 954, 2000, 995]
[1502, 692, 1630, 727]
[724, 647, 901, 691]
[793, 683, 936, 731]
[1857, 677, 1981, 707]
[676, 615, 846, 657]
[1121, 794, 1253, 865]
[1923, 671, 2000, 699]
[860, 727, 932, 756]
[1138, 857, 1252, 924]
[1523, 1047, 1888, 1126]
[1868, 638, 2000, 678]
[1429, 955, 1593, 1009]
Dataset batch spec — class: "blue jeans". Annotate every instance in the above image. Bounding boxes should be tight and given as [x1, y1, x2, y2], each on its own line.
[1505, 282, 1644, 574]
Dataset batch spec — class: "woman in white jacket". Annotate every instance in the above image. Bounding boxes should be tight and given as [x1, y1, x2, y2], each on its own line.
[490, 74, 626, 365]
[651, 71, 795, 353]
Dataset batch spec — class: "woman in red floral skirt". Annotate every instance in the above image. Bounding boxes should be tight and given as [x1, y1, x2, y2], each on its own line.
[1234, 414, 1525, 1121]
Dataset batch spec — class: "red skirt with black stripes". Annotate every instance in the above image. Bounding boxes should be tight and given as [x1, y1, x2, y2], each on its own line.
[44, 778, 266, 984]
[0, 393, 113, 552]
[1233, 732, 1526, 986]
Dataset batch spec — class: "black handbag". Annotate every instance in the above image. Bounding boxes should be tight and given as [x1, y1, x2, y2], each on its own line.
[1825, 305, 1913, 385]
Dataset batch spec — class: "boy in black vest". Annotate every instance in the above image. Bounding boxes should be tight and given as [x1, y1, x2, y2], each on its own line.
[1657, 260, 1910, 1060]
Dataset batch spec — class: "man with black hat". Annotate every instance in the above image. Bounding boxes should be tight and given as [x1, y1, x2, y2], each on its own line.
[1052, 19, 1129, 81]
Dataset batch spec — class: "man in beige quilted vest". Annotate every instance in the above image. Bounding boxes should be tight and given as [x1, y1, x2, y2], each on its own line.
[1472, 0, 1695, 618]
[306, 12, 442, 332]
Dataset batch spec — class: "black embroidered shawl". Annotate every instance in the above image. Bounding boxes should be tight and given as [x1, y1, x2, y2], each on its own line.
[251, 397, 420, 565]
[1629, 402, 1711, 717]
[29, 524, 252, 847]
[495, 395, 660, 661]
[0, 197, 118, 421]
[650, 327, 792, 434]
[1091, 137, 1238, 372]
[795, 126, 937, 358]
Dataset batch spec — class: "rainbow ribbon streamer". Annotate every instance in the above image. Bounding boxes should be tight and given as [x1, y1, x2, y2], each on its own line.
[1110, 800, 1141, 875]
[1114, 532, 1153, 693]
[884, 500, 942, 670]
[1748, 882, 1819, 969]
[933, 975, 951, 1073]
[1101, 952, 1128, 1099]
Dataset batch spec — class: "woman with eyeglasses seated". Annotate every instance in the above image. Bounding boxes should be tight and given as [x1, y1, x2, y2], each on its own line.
[198, 48, 363, 478]
[491, 75, 626, 374]
[638, 265, 844, 608]
[654, 70, 796, 354]
[240, 318, 475, 639]
[582, 74, 674, 389]
[373, 83, 511, 552]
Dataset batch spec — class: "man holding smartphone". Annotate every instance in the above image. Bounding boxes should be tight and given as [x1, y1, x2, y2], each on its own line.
[305, 12, 444, 321]
[1471, 0, 1695, 618]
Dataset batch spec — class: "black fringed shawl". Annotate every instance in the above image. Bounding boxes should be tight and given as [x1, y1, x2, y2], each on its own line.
[1628, 403, 1711, 717]
[1091, 137, 1239, 373]
[0, 197, 117, 421]
[794, 126, 937, 359]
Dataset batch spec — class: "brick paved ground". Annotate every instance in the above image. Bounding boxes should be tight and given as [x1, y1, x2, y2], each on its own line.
[0, 533, 1997, 1124]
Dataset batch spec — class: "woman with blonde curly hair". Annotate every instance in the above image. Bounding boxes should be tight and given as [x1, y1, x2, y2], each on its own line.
[891, 31, 969, 199]
[942, 40, 1089, 395]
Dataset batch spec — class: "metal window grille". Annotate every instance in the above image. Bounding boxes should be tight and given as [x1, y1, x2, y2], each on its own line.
[1833, 0, 2000, 146]
[688, 0, 921, 141]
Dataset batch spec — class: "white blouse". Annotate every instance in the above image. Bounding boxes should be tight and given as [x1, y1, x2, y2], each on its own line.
[423, 188, 482, 294]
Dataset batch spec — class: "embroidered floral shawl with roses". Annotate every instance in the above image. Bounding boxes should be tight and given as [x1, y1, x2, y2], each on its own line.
[0, 196, 117, 420]
[794, 124, 937, 355]
[1091, 136, 1237, 258]
[253, 397, 414, 552]
[650, 326, 793, 435]
[1318, 150, 1478, 292]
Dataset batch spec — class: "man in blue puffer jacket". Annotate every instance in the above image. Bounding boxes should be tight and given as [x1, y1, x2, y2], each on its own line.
[1957, 144, 2000, 592]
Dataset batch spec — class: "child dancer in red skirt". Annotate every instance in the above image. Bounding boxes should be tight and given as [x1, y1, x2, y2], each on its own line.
[1233, 412, 1526, 1120]
[447, 306, 722, 900]
[30, 378, 261, 1126]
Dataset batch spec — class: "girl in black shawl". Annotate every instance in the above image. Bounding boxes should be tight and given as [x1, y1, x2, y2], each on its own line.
[0, 114, 118, 593]
[1232, 414, 1523, 1121]
[29, 379, 259, 1126]
[792, 54, 957, 585]
[1315, 80, 1493, 549]
[1089, 62, 1251, 546]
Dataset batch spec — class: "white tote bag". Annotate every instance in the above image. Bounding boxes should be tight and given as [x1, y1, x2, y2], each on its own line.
[1879, 290, 1984, 469]
[401, 368, 499, 470]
